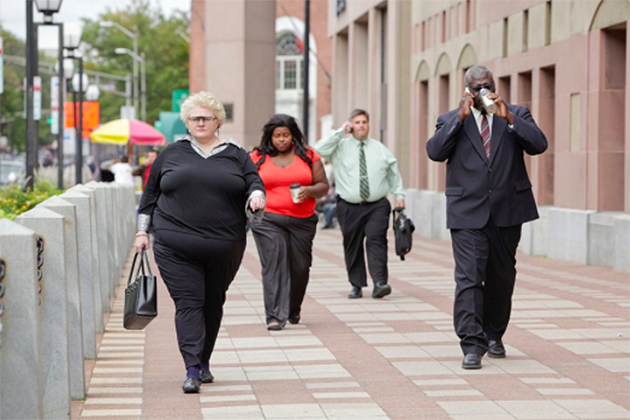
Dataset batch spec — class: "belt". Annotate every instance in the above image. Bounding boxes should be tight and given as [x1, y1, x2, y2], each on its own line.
[337, 196, 382, 206]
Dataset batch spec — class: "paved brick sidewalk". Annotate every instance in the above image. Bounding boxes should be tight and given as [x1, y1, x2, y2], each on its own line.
[72, 229, 630, 419]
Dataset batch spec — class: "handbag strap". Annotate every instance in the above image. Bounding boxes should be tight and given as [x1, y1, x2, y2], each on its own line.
[127, 250, 154, 287]
[127, 252, 140, 287]
[140, 249, 153, 277]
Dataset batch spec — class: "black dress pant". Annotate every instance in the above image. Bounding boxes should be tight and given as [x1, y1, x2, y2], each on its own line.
[153, 229, 246, 369]
[450, 219, 522, 355]
[336, 197, 391, 288]
[249, 213, 318, 326]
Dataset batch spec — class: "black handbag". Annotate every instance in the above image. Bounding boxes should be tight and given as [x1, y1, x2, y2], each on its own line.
[392, 207, 415, 261]
[124, 250, 158, 330]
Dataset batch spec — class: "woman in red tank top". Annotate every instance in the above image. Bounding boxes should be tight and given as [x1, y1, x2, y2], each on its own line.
[249, 114, 329, 330]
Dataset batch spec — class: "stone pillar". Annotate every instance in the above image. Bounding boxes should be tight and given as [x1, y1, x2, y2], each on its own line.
[16, 207, 71, 419]
[0, 219, 43, 420]
[40, 196, 86, 399]
[65, 186, 104, 333]
[76, 184, 111, 312]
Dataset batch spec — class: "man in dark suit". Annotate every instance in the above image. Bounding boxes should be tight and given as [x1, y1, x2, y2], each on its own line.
[426, 65, 547, 369]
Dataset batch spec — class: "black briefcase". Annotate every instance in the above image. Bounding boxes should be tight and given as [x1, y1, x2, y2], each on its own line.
[124, 250, 158, 330]
[393, 207, 415, 261]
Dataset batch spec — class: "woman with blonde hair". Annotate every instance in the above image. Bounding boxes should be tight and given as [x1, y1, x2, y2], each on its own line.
[135, 91, 265, 393]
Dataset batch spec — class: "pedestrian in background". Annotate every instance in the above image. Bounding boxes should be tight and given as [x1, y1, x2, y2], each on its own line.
[135, 91, 265, 393]
[110, 156, 134, 186]
[133, 149, 159, 190]
[315, 109, 405, 300]
[249, 114, 328, 331]
[320, 159, 337, 229]
[426, 65, 547, 370]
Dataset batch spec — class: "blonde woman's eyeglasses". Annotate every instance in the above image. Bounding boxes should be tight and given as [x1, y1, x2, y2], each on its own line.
[189, 116, 218, 124]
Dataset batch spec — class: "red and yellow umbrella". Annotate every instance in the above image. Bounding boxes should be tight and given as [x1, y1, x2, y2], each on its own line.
[90, 118, 166, 146]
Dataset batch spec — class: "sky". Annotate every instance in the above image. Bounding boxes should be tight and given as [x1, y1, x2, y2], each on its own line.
[0, 0, 189, 49]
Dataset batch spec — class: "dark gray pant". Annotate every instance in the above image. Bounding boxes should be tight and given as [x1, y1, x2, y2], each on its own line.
[250, 213, 318, 326]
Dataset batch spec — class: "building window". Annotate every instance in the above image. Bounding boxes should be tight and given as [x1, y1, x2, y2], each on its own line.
[336, 0, 346, 15]
[276, 32, 303, 90]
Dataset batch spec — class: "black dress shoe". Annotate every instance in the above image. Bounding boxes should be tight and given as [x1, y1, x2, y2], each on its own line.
[182, 377, 202, 393]
[462, 353, 482, 369]
[288, 313, 301, 324]
[372, 282, 392, 298]
[200, 370, 214, 383]
[348, 286, 363, 299]
[488, 340, 506, 358]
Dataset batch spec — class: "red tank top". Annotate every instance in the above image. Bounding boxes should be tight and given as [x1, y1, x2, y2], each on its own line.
[250, 147, 320, 218]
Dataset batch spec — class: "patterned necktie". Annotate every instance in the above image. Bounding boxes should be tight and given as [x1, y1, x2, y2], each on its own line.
[481, 114, 491, 159]
[359, 142, 370, 201]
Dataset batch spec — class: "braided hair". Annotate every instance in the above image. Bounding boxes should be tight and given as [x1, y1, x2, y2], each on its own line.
[253, 114, 313, 168]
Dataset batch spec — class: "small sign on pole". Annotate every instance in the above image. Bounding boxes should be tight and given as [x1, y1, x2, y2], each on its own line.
[0, 37, 4, 94]
[33, 76, 42, 121]
[172, 89, 189, 112]
[120, 105, 135, 120]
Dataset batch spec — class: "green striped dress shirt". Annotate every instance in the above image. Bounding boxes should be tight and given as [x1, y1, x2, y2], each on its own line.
[315, 128, 405, 203]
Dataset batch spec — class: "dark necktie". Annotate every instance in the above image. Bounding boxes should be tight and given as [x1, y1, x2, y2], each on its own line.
[481, 114, 491, 159]
[359, 142, 370, 201]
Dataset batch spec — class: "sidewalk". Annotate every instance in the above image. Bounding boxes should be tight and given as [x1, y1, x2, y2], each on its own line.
[72, 229, 630, 420]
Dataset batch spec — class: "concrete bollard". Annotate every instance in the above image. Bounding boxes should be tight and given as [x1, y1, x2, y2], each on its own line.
[89, 182, 118, 295]
[16, 207, 71, 419]
[0, 219, 43, 420]
[104, 184, 120, 285]
[40, 196, 86, 399]
[63, 187, 104, 334]
[81, 183, 111, 311]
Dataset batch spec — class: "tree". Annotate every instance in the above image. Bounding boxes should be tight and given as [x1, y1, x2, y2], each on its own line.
[1, 28, 72, 155]
[79, 0, 189, 125]
[0, 29, 27, 154]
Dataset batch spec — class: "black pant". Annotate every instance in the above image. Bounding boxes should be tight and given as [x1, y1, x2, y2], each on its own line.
[153, 229, 246, 369]
[450, 220, 522, 355]
[249, 213, 318, 326]
[336, 197, 391, 288]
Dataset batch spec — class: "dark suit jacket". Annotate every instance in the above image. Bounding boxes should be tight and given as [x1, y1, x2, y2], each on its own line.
[426, 105, 548, 230]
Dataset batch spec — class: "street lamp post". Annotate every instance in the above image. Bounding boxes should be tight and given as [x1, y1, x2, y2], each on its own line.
[25, 1, 36, 190]
[115, 47, 146, 121]
[100, 21, 139, 119]
[25, 0, 63, 190]
[35, 0, 64, 190]
[64, 26, 84, 185]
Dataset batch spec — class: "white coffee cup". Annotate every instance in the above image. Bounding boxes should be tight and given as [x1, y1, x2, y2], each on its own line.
[289, 183, 302, 203]
[479, 88, 497, 114]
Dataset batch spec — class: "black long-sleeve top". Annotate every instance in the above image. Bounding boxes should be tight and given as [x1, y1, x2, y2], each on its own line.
[138, 139, 265, 241]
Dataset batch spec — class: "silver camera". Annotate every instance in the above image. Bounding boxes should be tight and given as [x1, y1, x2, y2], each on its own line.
[479, 88, 497, 114]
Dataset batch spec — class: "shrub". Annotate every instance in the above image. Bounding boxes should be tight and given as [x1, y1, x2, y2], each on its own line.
[0, 181, 62, 220]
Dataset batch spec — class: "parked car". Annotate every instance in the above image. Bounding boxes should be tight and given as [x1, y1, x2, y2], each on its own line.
[0, 160, 26, 187]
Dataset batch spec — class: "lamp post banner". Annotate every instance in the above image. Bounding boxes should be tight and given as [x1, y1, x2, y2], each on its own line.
[64, 101, 100, 138]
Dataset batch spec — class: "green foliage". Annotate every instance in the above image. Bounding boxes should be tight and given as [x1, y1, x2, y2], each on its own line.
[80, 0, 190, 125]
[0, 180, 62, 220]
[0, 29, 27, 153]
[0, 0, 188, 154]
[0, 28, 61, 153]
